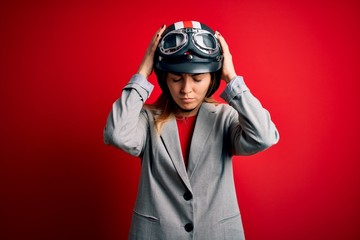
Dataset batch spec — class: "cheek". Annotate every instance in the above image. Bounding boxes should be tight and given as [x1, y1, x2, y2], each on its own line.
[199, 81, 211, 95]
[166, 84, 180, 99]
[167, 84, 178, 94]
[166, 81, 175, 92]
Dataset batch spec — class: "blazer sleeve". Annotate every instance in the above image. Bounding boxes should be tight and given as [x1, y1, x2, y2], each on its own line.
[220, 76, 280, 156]
[103, 74, 153, 157]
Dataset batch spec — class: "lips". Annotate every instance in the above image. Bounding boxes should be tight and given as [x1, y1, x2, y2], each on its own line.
[180, 98, 194, 103]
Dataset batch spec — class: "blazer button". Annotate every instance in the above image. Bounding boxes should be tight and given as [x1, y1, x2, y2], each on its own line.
[184, 223, 194, 232]
[183, 191, 193, 201]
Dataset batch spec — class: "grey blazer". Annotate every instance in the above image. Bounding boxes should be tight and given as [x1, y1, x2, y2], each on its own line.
[104, 74, 279, 240]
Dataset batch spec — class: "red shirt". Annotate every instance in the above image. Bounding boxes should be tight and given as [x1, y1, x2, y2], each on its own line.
[176, 115, 197, 169]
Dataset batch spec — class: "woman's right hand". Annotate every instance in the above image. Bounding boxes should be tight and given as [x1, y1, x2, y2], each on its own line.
[215, 31, 237, 83]
[137, 24, 166, 78]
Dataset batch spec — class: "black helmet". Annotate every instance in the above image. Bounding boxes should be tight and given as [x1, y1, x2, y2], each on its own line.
[154, 21, 223, 96]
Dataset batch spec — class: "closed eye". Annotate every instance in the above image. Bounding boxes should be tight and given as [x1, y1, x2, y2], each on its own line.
[192, 73, 206, 82]
[172, 78, 182, 82]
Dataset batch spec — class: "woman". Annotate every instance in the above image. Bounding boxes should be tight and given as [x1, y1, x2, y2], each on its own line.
[104, 21, 279, 240]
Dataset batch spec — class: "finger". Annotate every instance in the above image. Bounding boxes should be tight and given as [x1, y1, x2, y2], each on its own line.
[216, 31, 230, 54]
[159, 24, 166, 35]
[153, 24, 166, 43]
[149, 24, 166, 53]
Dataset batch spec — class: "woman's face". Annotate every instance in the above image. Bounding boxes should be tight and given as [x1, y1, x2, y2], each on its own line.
[166, 72, 211, 115]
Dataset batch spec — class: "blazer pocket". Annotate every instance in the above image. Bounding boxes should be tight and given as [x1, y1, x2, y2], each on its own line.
[219, 213, 245, 240]
[133, 211, 160, 223]
[129, 211, 162, 240]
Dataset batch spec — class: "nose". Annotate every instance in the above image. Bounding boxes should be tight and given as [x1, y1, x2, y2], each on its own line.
[181, 77, 193, 94]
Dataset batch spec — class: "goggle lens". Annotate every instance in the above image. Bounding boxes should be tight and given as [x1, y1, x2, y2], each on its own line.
[193, 32, 218, 54]
[161, 33, 187, 54]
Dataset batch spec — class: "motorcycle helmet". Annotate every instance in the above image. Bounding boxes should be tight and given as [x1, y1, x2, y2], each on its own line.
[154, 21, 223, 97]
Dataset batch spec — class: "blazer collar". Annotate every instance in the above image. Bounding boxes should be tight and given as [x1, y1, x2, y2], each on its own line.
[160, 117, 191, 190]
[160, 103, 217, 190]
[187, 103, 217, 179]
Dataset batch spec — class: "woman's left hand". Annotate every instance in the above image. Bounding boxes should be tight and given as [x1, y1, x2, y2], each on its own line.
[216, 31, 237, 83]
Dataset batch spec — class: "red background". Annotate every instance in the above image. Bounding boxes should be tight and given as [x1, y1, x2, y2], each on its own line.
[1, 0, 360, 239]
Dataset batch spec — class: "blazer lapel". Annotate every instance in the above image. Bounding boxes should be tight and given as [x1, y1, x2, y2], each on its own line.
[160, 118, 191, 190]
[187, 103, 217, 180]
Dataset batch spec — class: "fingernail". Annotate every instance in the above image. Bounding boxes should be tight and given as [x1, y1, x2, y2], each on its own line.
[161, 24, 165, 28]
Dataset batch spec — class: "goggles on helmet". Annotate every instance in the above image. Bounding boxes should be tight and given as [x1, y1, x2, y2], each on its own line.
[155, 21, 223, 75]
[159, 28, 220, 57]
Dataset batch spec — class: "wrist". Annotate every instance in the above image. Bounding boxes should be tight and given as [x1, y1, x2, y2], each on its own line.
[224, 74, 237, 83]
[137, 69, 150, 79]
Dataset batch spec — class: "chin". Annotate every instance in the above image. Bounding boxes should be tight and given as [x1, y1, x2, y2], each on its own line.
[177, 104, 200, 113]
[181, 104, 196, 110]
